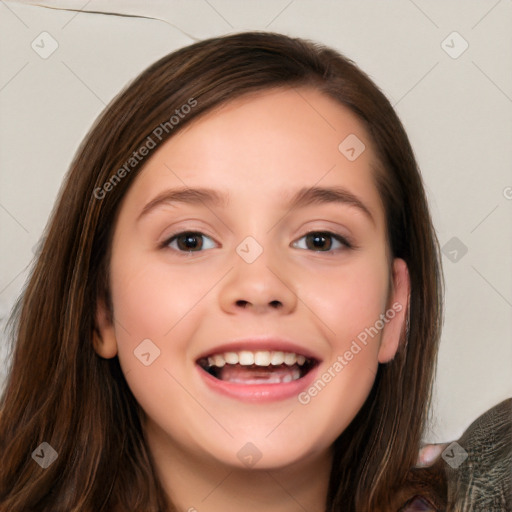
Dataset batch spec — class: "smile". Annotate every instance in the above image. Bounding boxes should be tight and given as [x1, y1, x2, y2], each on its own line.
[197, 350, 317, 384]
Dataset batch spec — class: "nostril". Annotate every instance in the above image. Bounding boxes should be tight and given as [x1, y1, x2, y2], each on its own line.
[234, 300, 282, 309]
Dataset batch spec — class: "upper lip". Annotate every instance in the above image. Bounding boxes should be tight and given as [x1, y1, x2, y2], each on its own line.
[195, 336, 323, 362]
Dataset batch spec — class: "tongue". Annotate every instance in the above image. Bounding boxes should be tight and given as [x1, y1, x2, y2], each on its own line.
[218, 363, 300, 384]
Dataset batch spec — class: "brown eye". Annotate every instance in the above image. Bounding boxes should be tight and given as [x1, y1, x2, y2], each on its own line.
[165, 232, 216, 253]
[293, 231, 351, 252]
[307, 233, 332, 251]
[177, 233, 203, 251]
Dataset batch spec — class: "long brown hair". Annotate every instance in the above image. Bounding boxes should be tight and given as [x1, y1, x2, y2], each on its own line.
[0, 31, 443, 511]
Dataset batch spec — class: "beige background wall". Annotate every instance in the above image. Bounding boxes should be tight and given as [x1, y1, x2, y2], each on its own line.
[1, 0, 511, 443]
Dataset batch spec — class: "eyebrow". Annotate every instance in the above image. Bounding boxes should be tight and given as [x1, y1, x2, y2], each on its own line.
[137, 185, 374, 224]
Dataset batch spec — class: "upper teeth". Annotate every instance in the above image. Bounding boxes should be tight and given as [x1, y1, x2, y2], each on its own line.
[206, 351, 307, 368]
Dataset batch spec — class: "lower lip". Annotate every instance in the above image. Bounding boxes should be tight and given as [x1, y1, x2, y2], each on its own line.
[196, 364, 320, 402]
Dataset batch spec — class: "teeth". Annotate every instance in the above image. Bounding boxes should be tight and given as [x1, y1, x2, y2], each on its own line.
[284, 353, 297, 366]
[224, 352, 238, 364]
[239, 351, 254, 366]
[227, 367, 301, 384]
[254, 351, 271, 366]
[270, 351, 284, 365]
[213, 354, 226, 367]
[203, 350, 310, 368]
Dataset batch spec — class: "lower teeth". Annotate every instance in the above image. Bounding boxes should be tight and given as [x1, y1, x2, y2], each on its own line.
[224, 368, 301, 384]
[211, 364, 302, 384]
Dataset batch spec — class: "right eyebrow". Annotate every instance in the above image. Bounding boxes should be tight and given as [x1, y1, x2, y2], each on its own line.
[137, 187, 228, 221]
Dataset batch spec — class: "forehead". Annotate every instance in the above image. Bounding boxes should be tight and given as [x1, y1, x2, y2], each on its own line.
[122, 87, 386, 229]
[168, 86, 373, 171]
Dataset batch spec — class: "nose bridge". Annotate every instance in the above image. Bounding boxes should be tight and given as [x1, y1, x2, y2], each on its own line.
[218, 233, 298, 313]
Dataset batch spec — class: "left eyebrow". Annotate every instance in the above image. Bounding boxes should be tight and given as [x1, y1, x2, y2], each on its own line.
[137, 185, 374, 225]
[286, 185, 375, 225]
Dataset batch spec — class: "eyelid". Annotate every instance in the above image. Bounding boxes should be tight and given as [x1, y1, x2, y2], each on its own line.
[290, 218, 356, 246]
[292, 231, 355, 252]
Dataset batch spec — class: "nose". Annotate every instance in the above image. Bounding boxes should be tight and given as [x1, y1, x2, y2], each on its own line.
[218, 246, 298, 315]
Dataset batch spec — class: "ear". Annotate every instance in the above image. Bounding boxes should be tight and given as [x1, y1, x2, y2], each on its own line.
[377, 258, 410, 363]
[92, 297, 118, 359]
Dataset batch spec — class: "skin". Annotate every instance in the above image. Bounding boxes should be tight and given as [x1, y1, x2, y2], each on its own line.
[94, 87, 410, 512]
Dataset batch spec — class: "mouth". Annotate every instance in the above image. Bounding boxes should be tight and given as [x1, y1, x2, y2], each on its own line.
[197, 349, 319, 385]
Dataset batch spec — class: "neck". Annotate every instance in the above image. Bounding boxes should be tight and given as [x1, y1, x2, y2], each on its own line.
[144, 419, 332, 512]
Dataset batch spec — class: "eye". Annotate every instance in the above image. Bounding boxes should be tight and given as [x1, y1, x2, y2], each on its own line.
[292, 231, 352, 252]
[164, 231, 217, 253]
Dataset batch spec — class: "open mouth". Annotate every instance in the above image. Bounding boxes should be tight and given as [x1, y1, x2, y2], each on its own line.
[197, 350, 318, 385]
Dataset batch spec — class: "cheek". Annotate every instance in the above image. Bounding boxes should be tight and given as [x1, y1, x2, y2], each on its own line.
[106, 253, 192, 389]
[294, 252, 389, 422]
[302, 253, 390, 352]
[109, 252, 209, 340]
[107, 253, 210, 432]
[107, 250, 225, 396]
[295, 261, 388, 441]
[110, 263, 167, 340]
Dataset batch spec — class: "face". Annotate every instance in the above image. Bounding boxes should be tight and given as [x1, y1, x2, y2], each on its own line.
[94, 87, 409, 471]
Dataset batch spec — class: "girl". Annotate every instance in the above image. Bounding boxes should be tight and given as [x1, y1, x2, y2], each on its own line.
[0, 32, 443, 511]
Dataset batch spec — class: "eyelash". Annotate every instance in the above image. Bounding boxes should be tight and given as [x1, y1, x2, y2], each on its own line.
[161, 230, 355, 256]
